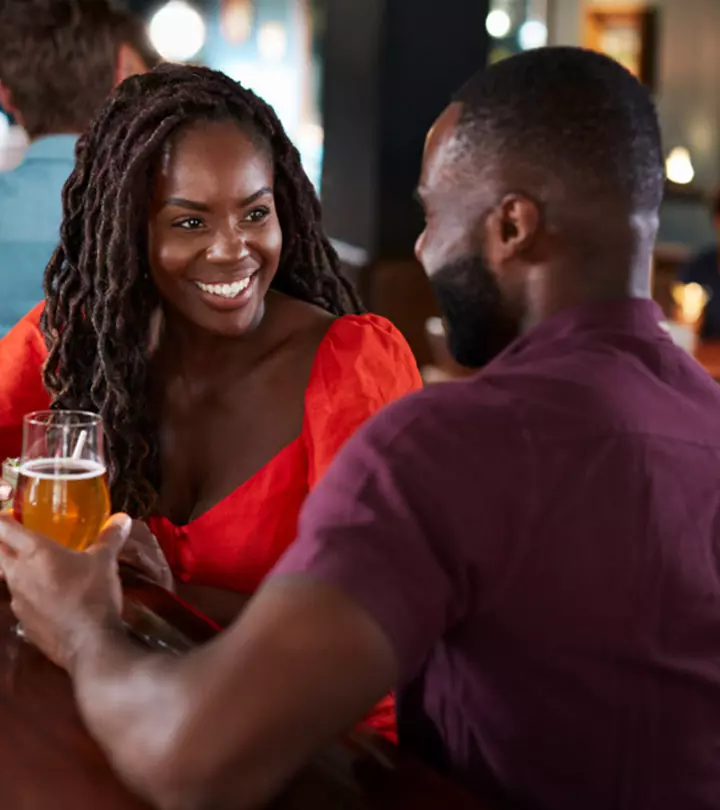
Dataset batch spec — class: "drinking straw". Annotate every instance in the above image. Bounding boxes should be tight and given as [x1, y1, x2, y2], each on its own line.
[72, 431, 87, 460]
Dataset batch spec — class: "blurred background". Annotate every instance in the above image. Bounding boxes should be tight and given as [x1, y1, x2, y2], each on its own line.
[1, 0, 717, 369]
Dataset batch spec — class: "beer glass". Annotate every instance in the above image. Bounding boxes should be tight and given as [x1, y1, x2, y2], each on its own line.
[13, 411, 111, 551]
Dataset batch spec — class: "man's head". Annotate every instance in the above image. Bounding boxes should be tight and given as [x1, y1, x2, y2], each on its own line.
[416, 47, 665, 368]
[0, 0, 158, 139]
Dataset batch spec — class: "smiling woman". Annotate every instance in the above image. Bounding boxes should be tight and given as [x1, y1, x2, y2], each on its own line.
[0, 64, 422, 741]
[149, 120, 282, 336]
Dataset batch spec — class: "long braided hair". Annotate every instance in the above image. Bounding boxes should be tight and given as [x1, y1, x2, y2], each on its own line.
[41, 63, 363, 518]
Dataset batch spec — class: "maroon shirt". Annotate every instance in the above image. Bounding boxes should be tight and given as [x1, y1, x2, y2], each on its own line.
[273, 299, 720, 810]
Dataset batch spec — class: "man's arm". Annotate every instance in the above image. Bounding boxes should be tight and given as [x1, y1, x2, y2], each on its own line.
[72, 576, 398, 810]
[0, 393, 460, 810]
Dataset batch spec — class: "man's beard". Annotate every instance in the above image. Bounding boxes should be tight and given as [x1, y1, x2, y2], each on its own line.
[429, 255, 520, 369]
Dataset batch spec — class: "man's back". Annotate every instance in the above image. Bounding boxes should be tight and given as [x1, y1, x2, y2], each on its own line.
[284, 298, 720, 809]
[0, 135, 75, 335]
[425, 299, 720, 809]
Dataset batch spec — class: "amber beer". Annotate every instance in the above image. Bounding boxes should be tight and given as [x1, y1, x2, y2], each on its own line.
[13, 458, 111, 551]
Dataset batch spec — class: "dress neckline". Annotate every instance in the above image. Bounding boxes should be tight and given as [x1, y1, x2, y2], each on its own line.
[152, 435, 303, 530]
[151, 314, 365, 529]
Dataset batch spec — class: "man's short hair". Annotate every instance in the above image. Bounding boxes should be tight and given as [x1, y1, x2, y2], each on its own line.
[0, 0, 140, 138]
[453, 47, 665, 214]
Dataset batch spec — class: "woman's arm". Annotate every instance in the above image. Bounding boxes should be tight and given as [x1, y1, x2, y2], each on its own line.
[0, 303, 51, 460]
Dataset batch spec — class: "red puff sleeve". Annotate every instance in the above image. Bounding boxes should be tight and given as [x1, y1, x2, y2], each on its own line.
[302, 314, 421, 742]
[304, 314, 422, 489]
[0, 303, 50, 460]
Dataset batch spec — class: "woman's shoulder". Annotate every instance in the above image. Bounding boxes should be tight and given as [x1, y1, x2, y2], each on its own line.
[309, 313, 422, 401]
[1, 302, 46, 355]
[320, 313, 415, 359]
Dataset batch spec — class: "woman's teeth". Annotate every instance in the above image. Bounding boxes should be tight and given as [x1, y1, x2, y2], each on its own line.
[194, 277, 252, 299]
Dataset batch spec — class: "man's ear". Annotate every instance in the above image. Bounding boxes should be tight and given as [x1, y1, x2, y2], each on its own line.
[486, 194, 541, 263]
[115, 43, 149, 86]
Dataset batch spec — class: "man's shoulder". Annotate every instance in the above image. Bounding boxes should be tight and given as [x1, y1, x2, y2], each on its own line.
[0, 160, 67, 240]
[0, 162, 24, 193]
[354, 375, 521, 459]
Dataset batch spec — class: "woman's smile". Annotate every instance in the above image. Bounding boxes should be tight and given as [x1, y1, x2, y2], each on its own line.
[190, 273, 258, 309]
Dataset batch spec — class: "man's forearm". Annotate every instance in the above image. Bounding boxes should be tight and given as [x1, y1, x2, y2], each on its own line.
[174, 581, 252, 628]
[70, 623, 196, 808]
[66, 578, 398, 810]
[68, 620, 302, 810]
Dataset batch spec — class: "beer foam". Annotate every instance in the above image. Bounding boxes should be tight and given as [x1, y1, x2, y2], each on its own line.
[18, 458, 106, 481]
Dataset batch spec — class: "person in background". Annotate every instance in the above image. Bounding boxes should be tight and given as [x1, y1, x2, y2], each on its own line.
[0, 109, 29, 172]
[4, 47, 720, 810]
[678, 189, 720, 338]
[0, 0, 159, 336]
[0, 63, 422, 740]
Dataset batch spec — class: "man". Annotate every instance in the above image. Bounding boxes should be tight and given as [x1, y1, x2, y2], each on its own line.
[678, 189, 720, 338]
[3, 47, 720, 810]
[0, 0, 158, 336]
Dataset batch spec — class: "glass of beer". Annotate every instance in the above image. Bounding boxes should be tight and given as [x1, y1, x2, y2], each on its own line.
[13, 411, 111, 551]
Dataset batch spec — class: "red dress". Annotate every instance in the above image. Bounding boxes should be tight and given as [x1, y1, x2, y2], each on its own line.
[0, 304, 423, 739]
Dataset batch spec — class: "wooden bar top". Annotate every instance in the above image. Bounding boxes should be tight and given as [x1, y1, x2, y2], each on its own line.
[0, 576, 485, 810]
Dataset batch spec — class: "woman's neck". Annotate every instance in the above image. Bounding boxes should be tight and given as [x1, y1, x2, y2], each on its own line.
[155, 300, 273, 382]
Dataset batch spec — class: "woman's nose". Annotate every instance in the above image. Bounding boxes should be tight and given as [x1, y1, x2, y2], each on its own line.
[206, 225, 250, 263]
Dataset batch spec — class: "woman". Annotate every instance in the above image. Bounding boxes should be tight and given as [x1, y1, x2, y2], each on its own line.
[0, 64, 422, 738]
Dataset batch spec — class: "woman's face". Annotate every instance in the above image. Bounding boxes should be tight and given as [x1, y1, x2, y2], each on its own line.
[148, 119, 283, 337]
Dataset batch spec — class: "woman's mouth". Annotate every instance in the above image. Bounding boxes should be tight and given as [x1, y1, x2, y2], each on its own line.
[194, 277, 253, 299]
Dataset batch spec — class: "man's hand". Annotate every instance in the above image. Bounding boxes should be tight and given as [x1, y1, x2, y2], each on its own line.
[0, 513, 132, 669]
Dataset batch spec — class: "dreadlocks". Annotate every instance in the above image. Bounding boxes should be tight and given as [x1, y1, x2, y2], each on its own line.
[42, 63, 363, 518]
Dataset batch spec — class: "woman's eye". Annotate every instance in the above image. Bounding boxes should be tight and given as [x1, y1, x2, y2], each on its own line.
[174, 217, 204, 230]
[245, 206, 270, 223]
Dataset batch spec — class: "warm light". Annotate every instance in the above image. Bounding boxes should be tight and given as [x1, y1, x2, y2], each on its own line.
[485, 9, 512, 39]
[519, 19, 547, 50]
[257, 22, 288, 61]
[671, 282, 708, 325]
[221, 0, 253, 44]
[665, 146, 695, 185]
[149, 1, 206, 62]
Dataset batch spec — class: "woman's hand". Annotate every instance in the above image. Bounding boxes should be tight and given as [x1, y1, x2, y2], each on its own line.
[0, 513, 132, 670]
[119, 521, 175, 593]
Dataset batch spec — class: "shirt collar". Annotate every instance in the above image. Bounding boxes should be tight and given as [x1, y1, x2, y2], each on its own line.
[498, 298, 667, 362]
[23, 134, 78, 162]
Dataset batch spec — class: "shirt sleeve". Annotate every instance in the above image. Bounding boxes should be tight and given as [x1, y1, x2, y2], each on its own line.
[303, 314, 422, 489]
[275, 393, 469, 683]
[0, 303, 51, 460]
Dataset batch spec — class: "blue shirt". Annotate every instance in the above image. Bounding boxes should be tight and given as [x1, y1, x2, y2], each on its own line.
[0, 134, 77, 336]
[679, 246, 720, 338]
